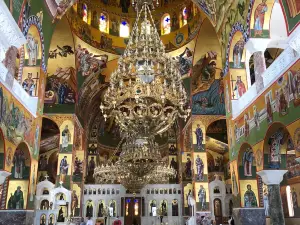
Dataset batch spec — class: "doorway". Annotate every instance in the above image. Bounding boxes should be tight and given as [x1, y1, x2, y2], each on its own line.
[124, 197, 142, 225]
[214, 198, 223, 225]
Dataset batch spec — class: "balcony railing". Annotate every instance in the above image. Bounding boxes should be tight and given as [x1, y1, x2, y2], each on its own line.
[231, 28, 300, 119]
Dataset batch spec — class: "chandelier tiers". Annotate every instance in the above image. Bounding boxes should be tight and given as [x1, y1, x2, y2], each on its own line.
[94, 137, 176, 192]
[100, 1, 191, 136]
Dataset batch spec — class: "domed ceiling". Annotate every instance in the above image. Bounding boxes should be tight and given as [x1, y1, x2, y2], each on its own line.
[66, 0, 204, 54]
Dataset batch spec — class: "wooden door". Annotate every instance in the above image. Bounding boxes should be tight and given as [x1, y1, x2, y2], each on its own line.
[124, 197, 142, 225]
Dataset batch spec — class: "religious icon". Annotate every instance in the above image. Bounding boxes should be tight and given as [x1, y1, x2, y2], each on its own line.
[170, 157, 178, 170]
[49, 214, 55, 225]
[214, 199, 222, 217]
[160, 200, 168, 216]
[86, 200, 93, 217]
[12, 148, 27, 179]
[244, 184, 258, 207]
[195, 155, 204, 181]
[242, 148, 254, 177]
[73, 156, 83, 177]
[268, 129, 284, 169]
[265, 92, 273, 124]
[253, 105, 260, 130]
[87, 156, 96, 181]
[277, 88, 288, 116]
[57, 206, 66, 222]
[177, 47, 193, 77]
[233, 37, 245, 68]
[225, 83, 231, 114]
[185, 157, 192, 179]
[61, 125, 71, 152]
[194, 124, 203, 150]
[98, 200, 104, 217]
[7, 186, 24, 209]
[198, 185, 206, 211]
[40, 214, 46, 225]
[26, 33, 39, 66]
[38, 155, 48, 171]
[22, 72, 36, 96]
[59, 156, 69, 182]
[253, 0, 268, 37]
[288, 70, 300, 105]
[292, 187, 298, 209]
[172, 199, 179, 216]
[233, 76, 246, 99]
[71, 190, 79, 216]
[150, 200, 156, 216]
[109, 200, 116, 217]
[263, 189, 269, 216]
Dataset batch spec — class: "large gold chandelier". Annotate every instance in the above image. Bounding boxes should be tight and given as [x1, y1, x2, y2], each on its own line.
[100, 0, 190, 136]
[94, 137, 176, 192]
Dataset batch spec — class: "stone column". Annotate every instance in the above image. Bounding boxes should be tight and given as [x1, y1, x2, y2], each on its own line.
[257, 170, 287, 225]
[253, 51, 267, 93]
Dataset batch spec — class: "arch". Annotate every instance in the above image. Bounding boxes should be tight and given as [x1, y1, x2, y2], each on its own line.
[120, 19, 129, 38]
[97, 199, 105, 217]
[85, 200, 94, 217]
[263, 122, 292, 169]
[99, 12, 109, 33]
[108, 199, 117, 217]
[82, 4, 88, 23]
[6, 142, 31, 209]
[42, 188, 49, 195]
[229, 31, 247, 100]
[0, 127, 5, 170]
[161, 14, 171, 35]
[172, 199, 179, 216]
[160, 199, 168, 216]
[238, 143, 256, 179]
[40, 199, 49, 210]
[40, 214, 46, 225]
[56, 192, 66, 201]
[269, 2, 288, 40]
[49, 214, 55, 225]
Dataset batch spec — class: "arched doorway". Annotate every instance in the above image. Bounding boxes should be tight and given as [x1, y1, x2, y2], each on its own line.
[6, 142, 31, 209]
[213, 198, 222, 224]
[38, 118, 59, 184]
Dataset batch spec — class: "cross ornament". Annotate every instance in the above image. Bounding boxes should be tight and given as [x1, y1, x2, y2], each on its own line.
[59, 181, 63, 187]
[44, 174, 49, 180]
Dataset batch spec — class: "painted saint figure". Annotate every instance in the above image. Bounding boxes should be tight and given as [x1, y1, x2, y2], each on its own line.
[253, 106, 260, 130]
[233, 38, 244, 68]
[26, 33, 39, 66]
[263, 190, 269, 216]
[195, 124, 203, 150]
[13, 149, 26, 179]
[71, 190, 78, 216]
[187, 189, 193, 216]
[268, 129, 284, 169]
[266, 95, 273, 123]
[198, 185, 206, 211]
[292, 188, 298, 208]
[172, 199, 178, 216]
[232, 170, 238, 196]
[242, 148, 254, 177]
[253, 0, 268, 37]
[244, 184, 258, 207]
[185, 157, 192, 178]
[161, 200, 167, 216]
[59, 156, 69, 182]
[22, 72, 35, 96]
[244, 114, 250, 138]
[195, 155, 204, 181]
[279, 89, 288, 116]
[57, 207, 65, 222]
[61, 125, 71, 151]
[86, 201, 93, 217]
[233, 76, 246, 99]
[98, 200, 104, 217]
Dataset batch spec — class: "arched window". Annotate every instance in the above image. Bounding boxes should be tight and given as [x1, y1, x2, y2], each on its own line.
[99, 13, 108, 33]
[83, 4, 88, 23]
[182, 7, 188, 26]
[120, 19, 130, 38]
[161, 14, 171, 35]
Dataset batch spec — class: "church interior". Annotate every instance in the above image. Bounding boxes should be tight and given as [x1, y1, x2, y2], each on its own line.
[0, 0, 299, 224]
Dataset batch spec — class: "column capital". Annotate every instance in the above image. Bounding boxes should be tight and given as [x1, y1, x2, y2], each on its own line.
[257, 170, 287, 185]
[0, 170, 11, 185]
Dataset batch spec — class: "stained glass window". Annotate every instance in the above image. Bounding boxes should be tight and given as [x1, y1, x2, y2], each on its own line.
[134, 199, 139, 216]
[99, 13, 108, 33]
[120, 19, 130, 37]
[182, 7, 188, 26]
[162, 14, 171, 35]
[83, 4, 88, 23]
